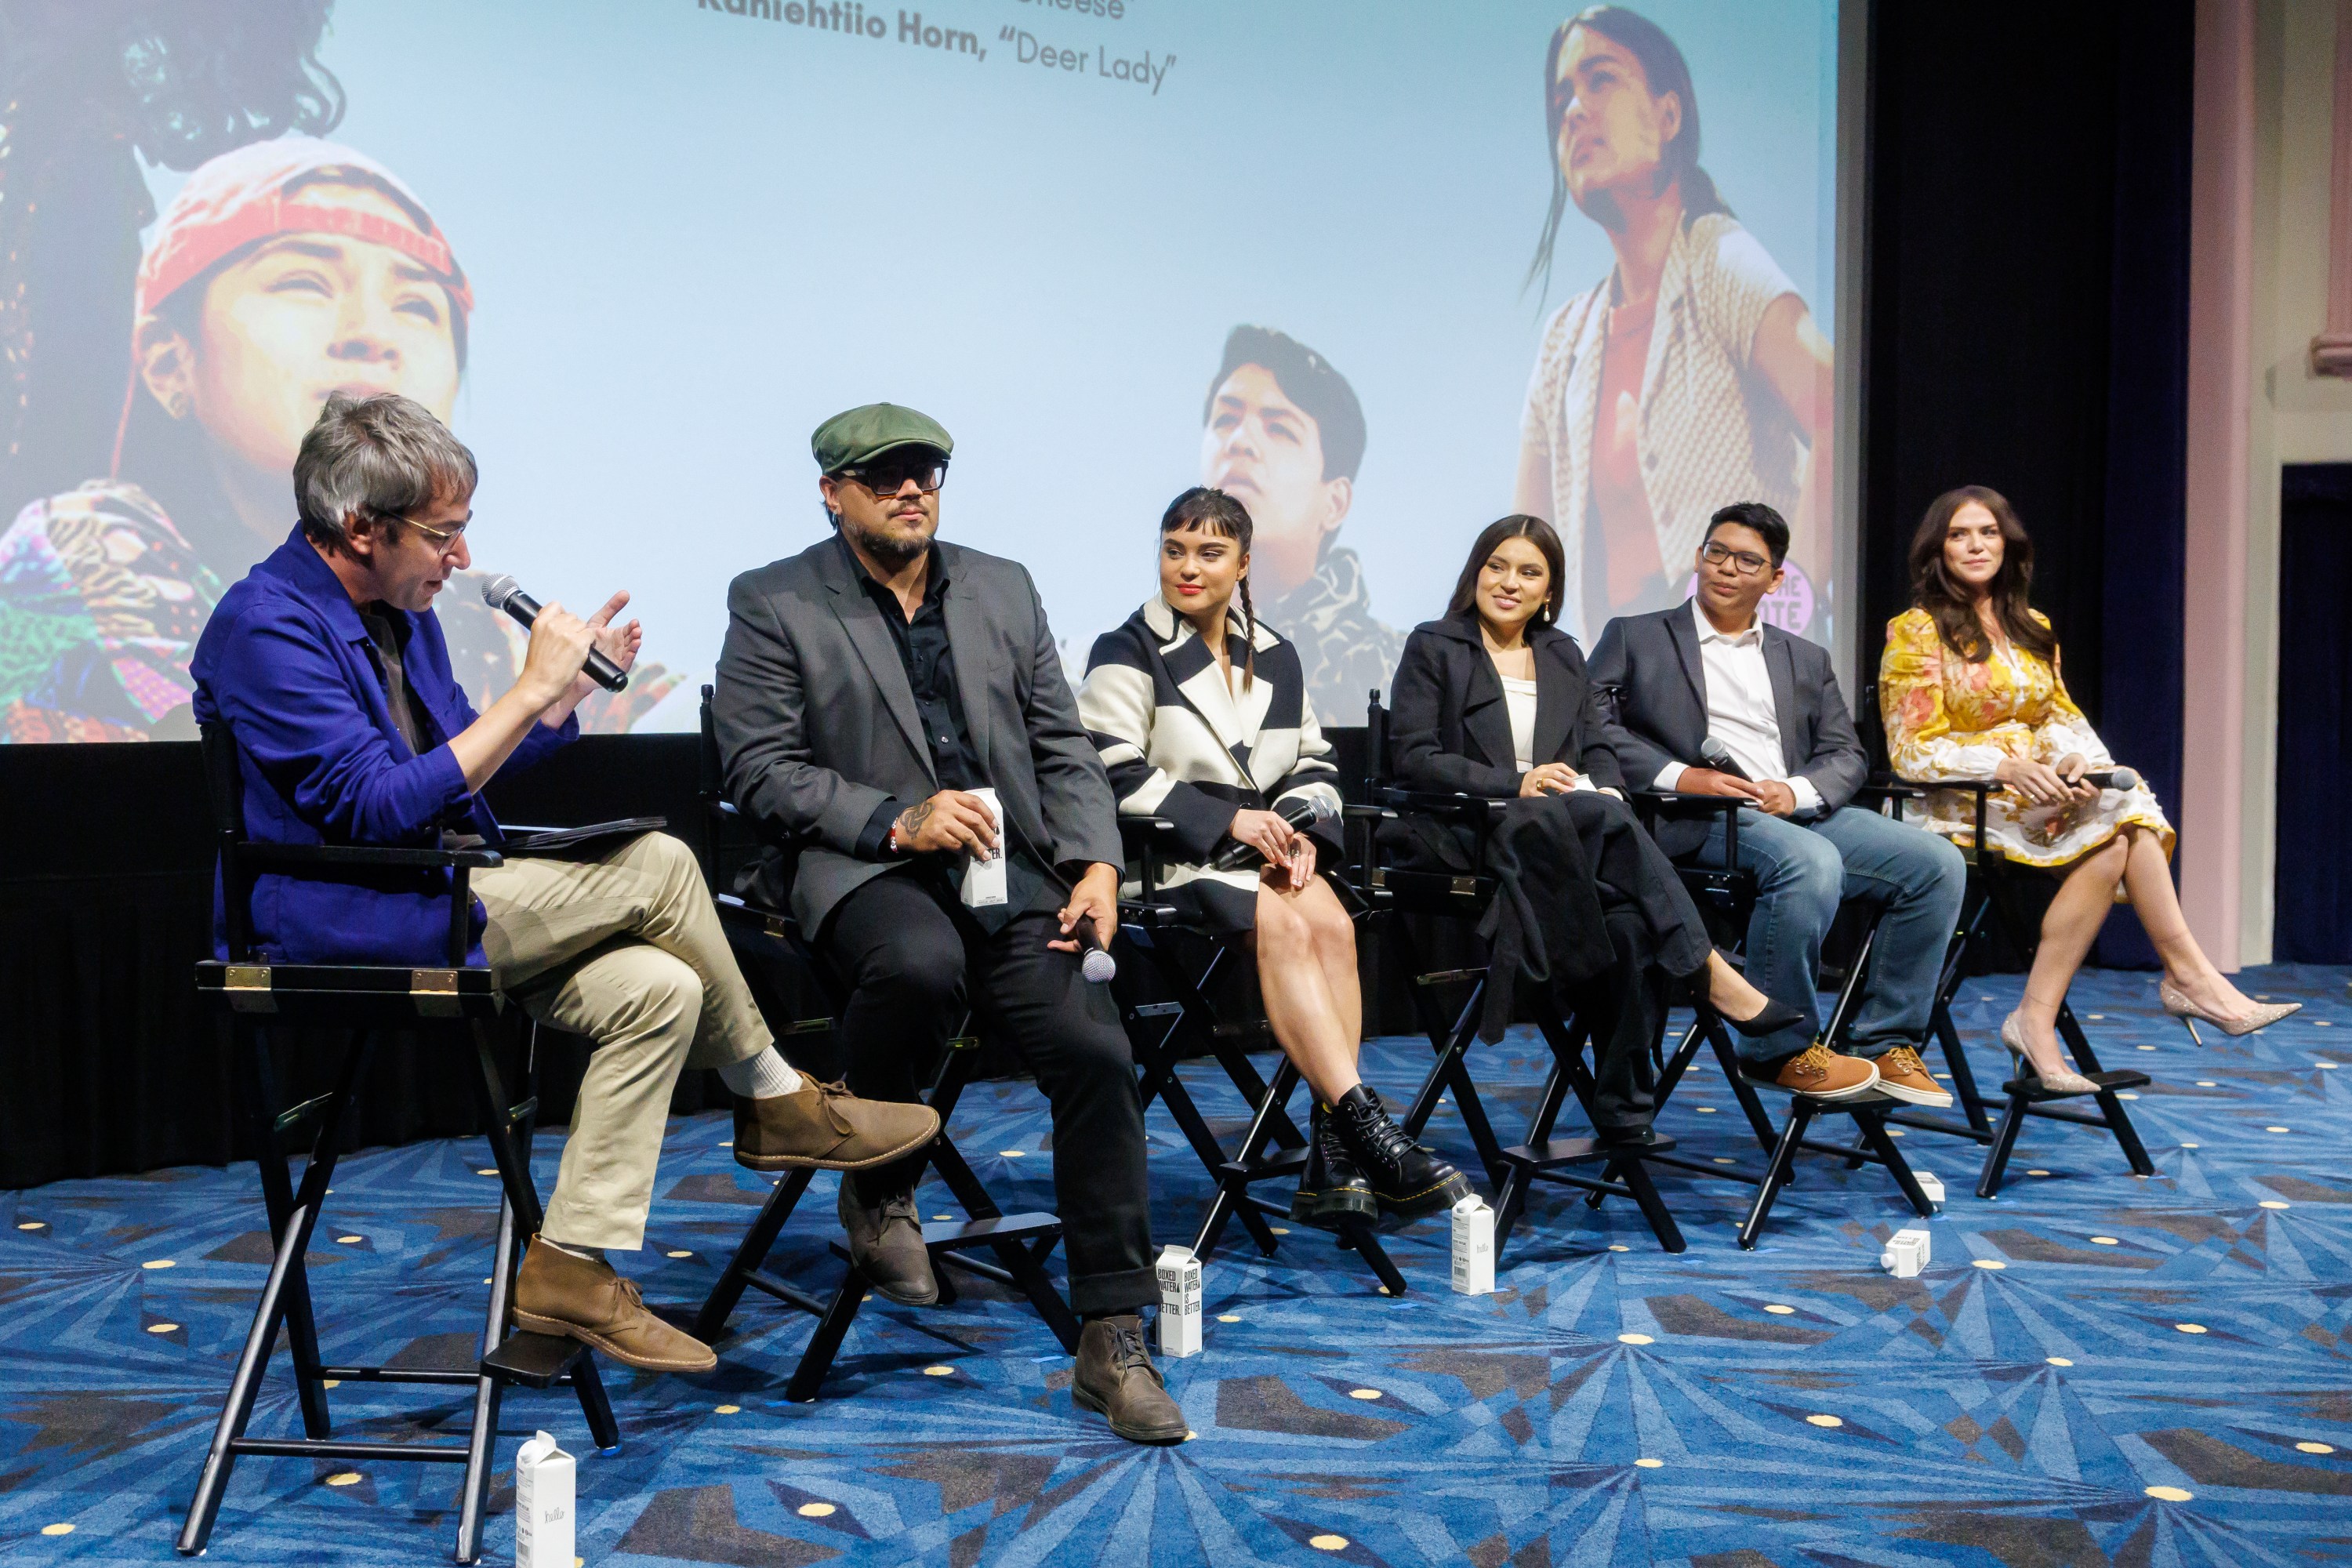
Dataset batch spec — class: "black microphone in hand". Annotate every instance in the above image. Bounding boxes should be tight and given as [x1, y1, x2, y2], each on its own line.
[1700, 735, 1750, 782]
[481, 575, 629, 692]
[1209, 795, 1336, 871]
[2082, 767, 2140, 791]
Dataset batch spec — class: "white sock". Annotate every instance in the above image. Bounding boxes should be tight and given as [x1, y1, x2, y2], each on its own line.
[717, 1047, 804, 1100]
[543, 1238, 606, 1265]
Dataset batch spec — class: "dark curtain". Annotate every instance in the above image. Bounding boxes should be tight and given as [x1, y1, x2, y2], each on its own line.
[2276, 466, 2352, 963]
[1859, 0, 2193, 967]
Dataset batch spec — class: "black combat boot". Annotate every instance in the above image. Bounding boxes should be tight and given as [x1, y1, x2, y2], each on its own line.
[1325, 1085, 1474, 1219]
[1290, 1101, 1376, 1226]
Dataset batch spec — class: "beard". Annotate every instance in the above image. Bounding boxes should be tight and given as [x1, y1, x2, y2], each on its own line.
[844, 514, 931, 568]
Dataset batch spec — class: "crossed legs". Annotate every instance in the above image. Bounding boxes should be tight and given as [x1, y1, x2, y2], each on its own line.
[2011, 824, 2259, 1076]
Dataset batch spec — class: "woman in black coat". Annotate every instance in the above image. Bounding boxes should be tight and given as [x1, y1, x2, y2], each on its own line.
[1386, 515, 1798, 1138]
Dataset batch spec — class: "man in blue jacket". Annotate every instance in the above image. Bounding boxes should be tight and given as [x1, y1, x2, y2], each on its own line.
[193, 394, 935, 1374]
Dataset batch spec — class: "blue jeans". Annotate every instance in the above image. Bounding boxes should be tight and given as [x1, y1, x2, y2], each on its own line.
[1683, 806, 1968, 1062]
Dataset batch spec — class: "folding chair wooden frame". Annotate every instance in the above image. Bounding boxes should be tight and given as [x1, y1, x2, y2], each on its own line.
[1357, 699, 1688, 1257]
[180, 725, 615, 1565]
[1114, 817, 1407, 1294]
[688, 690, 1079, 1396]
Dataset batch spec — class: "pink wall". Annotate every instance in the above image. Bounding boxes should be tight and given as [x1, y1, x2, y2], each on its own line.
[2182, 0, 2256, 970]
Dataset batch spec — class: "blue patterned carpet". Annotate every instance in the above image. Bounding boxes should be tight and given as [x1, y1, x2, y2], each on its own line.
[7, 965, 2352, 1566]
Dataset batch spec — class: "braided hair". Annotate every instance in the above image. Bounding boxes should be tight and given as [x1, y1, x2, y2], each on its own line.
[1160, 485, 1257, 691]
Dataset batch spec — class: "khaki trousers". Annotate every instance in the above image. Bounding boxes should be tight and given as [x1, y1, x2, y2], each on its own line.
[473, 831, 771, 1250]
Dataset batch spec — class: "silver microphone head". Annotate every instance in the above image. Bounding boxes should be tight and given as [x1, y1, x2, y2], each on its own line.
[2106, 766, 2141, 792]
[1700, 735, 1733, 764]
[480, 574, 520, 610]
[1081, 947, 1117, 984]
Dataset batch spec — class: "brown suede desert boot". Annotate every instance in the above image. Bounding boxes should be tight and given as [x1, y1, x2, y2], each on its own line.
[1073, 1315, 1189, 1443]
[733, 1081, 939, 1172]
[1756, 1042, 1879, 1100]
[512, 1238, 717, 1374]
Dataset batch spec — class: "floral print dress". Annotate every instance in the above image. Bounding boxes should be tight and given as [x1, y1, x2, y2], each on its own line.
[1878, 607, 2172, 869]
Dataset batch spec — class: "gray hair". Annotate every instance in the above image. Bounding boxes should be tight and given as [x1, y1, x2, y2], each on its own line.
[294, 394, 477, 550]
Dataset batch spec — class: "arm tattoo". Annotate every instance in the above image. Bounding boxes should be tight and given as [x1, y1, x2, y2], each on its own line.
[898, 800, 935, 840]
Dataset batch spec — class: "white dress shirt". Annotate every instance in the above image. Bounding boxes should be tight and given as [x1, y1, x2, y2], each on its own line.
[1652, 601, 1824, 815]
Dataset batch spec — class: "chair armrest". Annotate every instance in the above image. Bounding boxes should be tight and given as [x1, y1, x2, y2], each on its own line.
[1627, 789, 1748, 818]
[1374, 786, 1503, 823]
[241, 843, 504, 872]
[1116, 815, 1178, 845]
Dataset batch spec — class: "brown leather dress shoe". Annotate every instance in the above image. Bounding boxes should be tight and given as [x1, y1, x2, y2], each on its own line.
[733, 1081, 940, 1172]
[1073, 1315, 1189, 1443]
[513, 1238, 717, 1374]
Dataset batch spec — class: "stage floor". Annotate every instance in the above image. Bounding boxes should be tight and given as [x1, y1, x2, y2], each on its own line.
[6, 967, 2352, 1566]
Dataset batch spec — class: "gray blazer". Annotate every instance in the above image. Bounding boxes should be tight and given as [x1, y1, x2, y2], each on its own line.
[713, 534, 1122, 936]
[1587, 600, 1867, 858]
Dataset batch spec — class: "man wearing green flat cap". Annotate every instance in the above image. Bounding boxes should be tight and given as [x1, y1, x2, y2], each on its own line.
[713, 403, 1185, 1444]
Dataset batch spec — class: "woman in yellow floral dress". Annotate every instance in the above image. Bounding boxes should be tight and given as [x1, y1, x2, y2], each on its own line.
[1879, 486, 2296, 1091]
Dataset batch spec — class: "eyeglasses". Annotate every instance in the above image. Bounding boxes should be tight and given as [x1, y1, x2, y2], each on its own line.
[405, 517, 469, 551]
[840, 455, 949, 495]
[1700, 541, 1772, 576]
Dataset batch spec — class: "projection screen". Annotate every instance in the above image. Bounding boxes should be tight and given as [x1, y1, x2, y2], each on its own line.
[0, 0, 1844, 742]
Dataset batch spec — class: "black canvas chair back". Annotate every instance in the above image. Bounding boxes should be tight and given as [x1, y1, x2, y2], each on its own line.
[1356, 694, 1687, 1256]
[1854, 681, 2154, 1198]
[181, 724, 615, 1565]
[686, 688, 1080, 1394]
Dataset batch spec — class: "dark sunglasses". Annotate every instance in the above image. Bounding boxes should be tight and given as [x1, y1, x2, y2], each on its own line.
[841, 454, 949, 495]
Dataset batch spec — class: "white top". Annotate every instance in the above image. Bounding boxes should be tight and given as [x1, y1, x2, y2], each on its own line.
[1652, 601, 1824, 815]
[1501, 675, 1539, 771]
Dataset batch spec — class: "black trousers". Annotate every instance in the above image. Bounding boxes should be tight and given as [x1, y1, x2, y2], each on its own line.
[1569, 907, 1668, 1131]
[818, 869, 1156, 1316]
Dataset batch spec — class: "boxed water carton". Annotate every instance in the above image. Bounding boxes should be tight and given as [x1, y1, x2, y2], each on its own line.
[1450, 1194, 1495, 1295]
[961, 786, 1007, 908]
[1155, 1244, 1201, 1357]
[1912, 1169, 1946, 1210]
[514, 1430, 574, 1568]
[1881, 1226, 1932, 1279]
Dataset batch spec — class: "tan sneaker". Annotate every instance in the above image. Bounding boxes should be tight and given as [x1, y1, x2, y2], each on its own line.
[1758, 1042, 1879, 1100]
[1871, 1046, 1954, 1108]
[733, 1080, 940, 1172]
[513, 1238, 717, 1373]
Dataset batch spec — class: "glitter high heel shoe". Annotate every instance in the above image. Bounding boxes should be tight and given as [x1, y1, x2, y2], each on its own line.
[2158, 980, 2300, 1044]
[2000, 1012, 2099, 1095]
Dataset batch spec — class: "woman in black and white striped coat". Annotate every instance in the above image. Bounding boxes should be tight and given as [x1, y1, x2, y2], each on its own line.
[1078, 488, 1472, 1225]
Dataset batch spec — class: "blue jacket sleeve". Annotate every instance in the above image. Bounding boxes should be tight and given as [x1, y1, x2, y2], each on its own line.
[209, 604, 473, 844]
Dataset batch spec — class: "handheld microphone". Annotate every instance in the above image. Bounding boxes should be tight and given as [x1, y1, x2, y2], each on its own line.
[1209, 794, 1337, 871]
[1081, 946, 1117, 984]
[1700, 735, 1750, 781]
[2085, 767, 2141, 792]
[481, 575, 629, 693]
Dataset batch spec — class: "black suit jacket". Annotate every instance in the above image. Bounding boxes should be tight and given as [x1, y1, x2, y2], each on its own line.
[1385, 612, 1623, 873]
[1586, 600, 1867, 857]
[713, 535, 1120, 936]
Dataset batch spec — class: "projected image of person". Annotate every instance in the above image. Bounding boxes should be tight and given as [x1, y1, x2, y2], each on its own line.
[1200, 326, 1403, 720]
[1512, 6, 1835, 644]
[0, 136, 668, 742]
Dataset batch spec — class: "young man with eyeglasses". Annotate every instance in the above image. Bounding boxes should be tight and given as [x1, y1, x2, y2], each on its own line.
[191, 394, 938, 1377]
[712, 403, 1185, 1445]
[1588, 501, 1965, 1103]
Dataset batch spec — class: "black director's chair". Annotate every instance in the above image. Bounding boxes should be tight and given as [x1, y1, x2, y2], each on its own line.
[1853, 682, 2153, 1200]
[688, 689, 1077, 1399]
[180, 725, 616, 1565]
[1624, 783, 1937, 1248]
[1357, 698, 1688, 1257]
[1112, 815, 1407, 1294]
